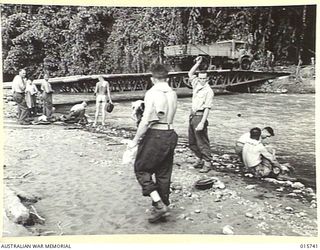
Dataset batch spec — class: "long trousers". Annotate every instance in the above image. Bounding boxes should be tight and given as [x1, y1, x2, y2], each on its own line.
[188, 114, 212, 162]
[134, 129, 178, 206]
[13, 92, 29, 122]
[42, 92, 53, 117]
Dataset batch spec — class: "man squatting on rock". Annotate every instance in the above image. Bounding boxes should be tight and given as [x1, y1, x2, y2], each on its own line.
[188, 56, 215, 173]
[242, 127, 282, 178]
[128, 64, 178, 223]
[235, 126, 275, 161]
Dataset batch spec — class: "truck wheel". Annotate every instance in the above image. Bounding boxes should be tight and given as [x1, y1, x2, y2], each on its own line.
[240, 58, 251, 70]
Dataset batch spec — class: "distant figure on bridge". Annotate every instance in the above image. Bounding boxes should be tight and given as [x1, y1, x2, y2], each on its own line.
[242, 127, 283, 178]
[93, 76, 113, 127]
[131, 100, 145, 127]
[235, 126, 275, 161]
[188, 56, 215, 173]
[11, 69, 31, 125]
[41, 73, 54, 120]
[266, 50, 275, 71]
[25, 77, 39, 116]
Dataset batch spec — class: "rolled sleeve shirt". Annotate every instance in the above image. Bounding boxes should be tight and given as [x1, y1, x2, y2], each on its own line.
[190, 75, 214, 112]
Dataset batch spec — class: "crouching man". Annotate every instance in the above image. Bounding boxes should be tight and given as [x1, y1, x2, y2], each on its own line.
[242, 127, 282, 178]
[128, 64, 178, 223]
[63, 101, 88, 124]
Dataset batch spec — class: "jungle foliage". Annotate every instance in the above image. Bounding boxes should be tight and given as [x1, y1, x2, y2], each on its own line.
[1, 5, 316, 81]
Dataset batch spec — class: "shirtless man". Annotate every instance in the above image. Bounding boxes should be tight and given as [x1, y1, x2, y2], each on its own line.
[93, 76, 112, 126]
[128, 64, 178, 223]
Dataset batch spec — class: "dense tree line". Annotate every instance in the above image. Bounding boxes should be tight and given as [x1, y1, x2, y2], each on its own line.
[1, 5, 316, 81]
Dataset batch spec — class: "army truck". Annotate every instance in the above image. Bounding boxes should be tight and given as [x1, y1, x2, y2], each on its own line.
[164, 40, 253, 71]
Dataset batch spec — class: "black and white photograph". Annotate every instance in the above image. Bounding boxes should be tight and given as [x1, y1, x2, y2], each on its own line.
[1, 2, 318, 240]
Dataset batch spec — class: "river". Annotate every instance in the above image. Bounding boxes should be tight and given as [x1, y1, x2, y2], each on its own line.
[63, 93, 316, 188]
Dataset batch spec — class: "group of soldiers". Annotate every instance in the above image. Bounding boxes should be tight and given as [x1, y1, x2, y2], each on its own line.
[11, 70, 53, 125]
[127, 55, 292, 223]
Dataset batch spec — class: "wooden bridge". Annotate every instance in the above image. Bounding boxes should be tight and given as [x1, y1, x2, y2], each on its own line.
[3, 69, 290, 93]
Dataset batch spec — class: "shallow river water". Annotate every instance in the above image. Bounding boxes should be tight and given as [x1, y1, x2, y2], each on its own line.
[64, 93, 316, 188]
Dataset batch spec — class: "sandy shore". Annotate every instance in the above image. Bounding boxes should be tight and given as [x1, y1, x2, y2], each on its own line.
[3, 112, 317, 236]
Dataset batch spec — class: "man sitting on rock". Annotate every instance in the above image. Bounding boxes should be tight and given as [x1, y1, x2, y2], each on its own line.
[242, 127, 282, 178]
[62, 101, 88, 124]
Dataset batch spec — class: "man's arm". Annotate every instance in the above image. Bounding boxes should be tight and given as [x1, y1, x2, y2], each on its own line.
[195, 108, 209, 131]
[129, 93, 152, 147]
[260, 145, 281, 167]
[188, 56, 202, 78]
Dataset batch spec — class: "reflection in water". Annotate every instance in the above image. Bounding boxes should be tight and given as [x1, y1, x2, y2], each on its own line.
[66, 93, 316, 188]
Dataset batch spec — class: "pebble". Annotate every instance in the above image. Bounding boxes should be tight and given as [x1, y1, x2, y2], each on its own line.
[291, 182, 305, 189]
[214, 199, 221, 202]
[310, 204, 317, 209]
[299, 212, 307, 217]
[245, 185, 256, 190]
[186, 192, 192, 197]
[276, 187, 284, 192]
[216, 213, 222, 219]
[287, 193, 298, 197]
[245, 213, 254, 218]
[226, 164, 234, 169]
[221, 154, 231, 160]
[180, 207, 185, 210]
[285, 207, 294, 212]
[194, 209, 201, 213]
[222, 225, 234, 235]
[244, 173, 254, 178]
[273, 211, 280, 215]
[304, 188, 314, 194]
[292, 189, 302, 194]
[310, 200, 316, 204]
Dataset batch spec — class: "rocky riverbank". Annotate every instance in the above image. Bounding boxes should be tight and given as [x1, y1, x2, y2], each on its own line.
[3, 111, 318, 237]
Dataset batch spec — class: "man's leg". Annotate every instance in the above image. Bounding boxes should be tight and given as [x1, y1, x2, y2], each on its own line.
[14, 93, 29, 123]
[255, 158, 273, 178]
[191, 117, 212, 173]
[155, 131, 178, 206]
[94, 100, 100, 126]
[101, 102, 106, 126]
[188, 115, 203, 168]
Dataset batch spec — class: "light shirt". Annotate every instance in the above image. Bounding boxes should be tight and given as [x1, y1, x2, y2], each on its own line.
[242, 138, 275, 168]
[141, 82, 176, 124]
[12, 75, 26, 93]
[237, 132, 251, 144]
[190, 75, 214, 112]
[71, 103, 85, 112]
[25, 83, 38, 95]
